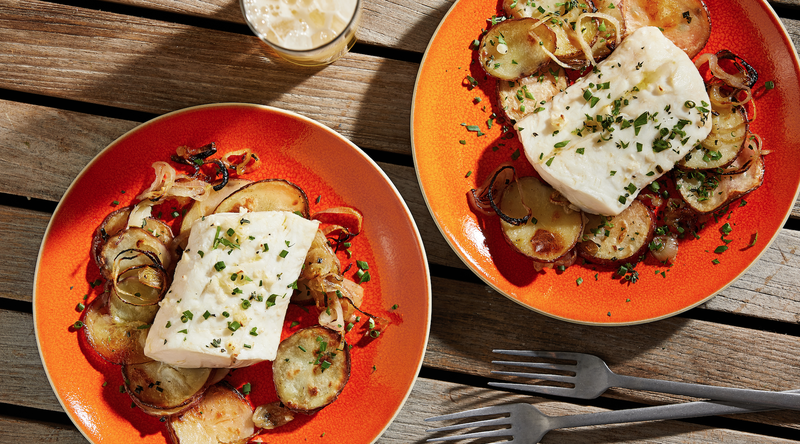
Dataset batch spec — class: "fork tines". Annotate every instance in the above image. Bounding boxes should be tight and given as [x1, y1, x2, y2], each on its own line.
[489, 349, 578, 396]
[424, 405, 514, 442]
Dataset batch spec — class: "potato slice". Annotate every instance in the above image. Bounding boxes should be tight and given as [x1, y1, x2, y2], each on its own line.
[499, 176, 584, 263]
[180, 178, 252, 234]
[214, 179, 310, 218]
[680, 100, 748, 170]
[577, 200, 655, 265]
[502, 0, 600, 65]
[273, 326, 350, 414]
[479, 18, 557, 80]
[676, 141, 764, 214]
[98, 227, 174, 279]
[497, 64, 567, 124]
[623, 0, 711, 58]
[123, 361, 213, 417]
[167, 383, 256, 444]
[83, 290, 155, 365]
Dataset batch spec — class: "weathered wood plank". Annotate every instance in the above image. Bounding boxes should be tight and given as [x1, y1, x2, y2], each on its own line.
[3, 377, 798, 443]
[99, 0, 455, 54]
[2, 306, 800, 432]
[85, 0, 800, 55]
[0, 0, 416, 155]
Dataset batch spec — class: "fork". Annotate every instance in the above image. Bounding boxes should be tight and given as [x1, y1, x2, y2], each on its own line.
[425, 388, 800, 443]
[489, 350, 800, 410]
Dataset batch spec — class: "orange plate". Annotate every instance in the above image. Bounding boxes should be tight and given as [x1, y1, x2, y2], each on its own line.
[412, 0, 800, 325]
[34, 104, 431, 443]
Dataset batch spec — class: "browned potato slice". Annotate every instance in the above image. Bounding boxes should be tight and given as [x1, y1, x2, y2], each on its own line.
[623, 0, 711, 58]
[273, 326, 350, 414]
[83, 290, 155, 365]
[214, 179, 310, 218]
[140, 217, 174, 244]
[680, 102, 747, 170]
[502, 0, 599, 65]
[499, 176, 584, 263]
[252, 402, 295, 429]
[478, 18, 557, 80]
[123, 361, 212, 417]
[180, 178, 252, 234]
[577, 200, 655, 265]
[167, 383, 256, 444]
[675, 141, 764, 213]
[98, 227, 174, 279]
[497, 64, 567, 123]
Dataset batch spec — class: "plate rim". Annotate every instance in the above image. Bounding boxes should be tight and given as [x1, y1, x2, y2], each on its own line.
[410, 0, 800, 326]
[33, 102, 432, 443]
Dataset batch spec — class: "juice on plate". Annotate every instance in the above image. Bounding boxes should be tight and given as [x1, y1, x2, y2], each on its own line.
[241, 0, 361, 65]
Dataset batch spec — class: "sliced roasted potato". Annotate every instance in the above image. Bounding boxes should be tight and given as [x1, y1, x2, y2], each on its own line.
[180, 178, 252, 234]
[675, 140, 764, 213]
[167, 383, 256, 444]
[680, 100, 748, 170]
[479, 18, 557, 80]
[214, 179, 310, 218]
[497, 64, 567, 123]
[623, 0, 711, 58]
[273, 326, 350, 414]
[123, 361, 213, 417]
[499, 176, 584, 263]
[577, 200, 655, 265]
[98, 227, 174, 279]
[83, 290, 154, 365]
[92, 206, 133, 269]
[503, 0, 600, 65]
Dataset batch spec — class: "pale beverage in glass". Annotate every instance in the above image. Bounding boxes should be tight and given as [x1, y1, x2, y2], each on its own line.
[241, 0, 361, 66]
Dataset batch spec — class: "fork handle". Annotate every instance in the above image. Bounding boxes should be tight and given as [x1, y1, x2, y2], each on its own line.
[609, 373, 800, 410]
[548, 388, 800, 430]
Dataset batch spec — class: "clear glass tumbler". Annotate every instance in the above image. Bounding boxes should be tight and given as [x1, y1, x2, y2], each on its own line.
[241, 0, 362, 66]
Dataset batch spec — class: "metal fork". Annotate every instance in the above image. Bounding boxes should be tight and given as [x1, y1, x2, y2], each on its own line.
[489, 350, 800, 410]
[425, 388, 800, 443]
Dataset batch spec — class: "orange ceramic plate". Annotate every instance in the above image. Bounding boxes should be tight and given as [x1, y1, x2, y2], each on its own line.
[34, 104, 431, 443]
[412, 0, 800, 325]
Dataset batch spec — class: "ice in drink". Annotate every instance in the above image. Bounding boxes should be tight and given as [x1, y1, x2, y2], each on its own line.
[241, 0, 360, 65]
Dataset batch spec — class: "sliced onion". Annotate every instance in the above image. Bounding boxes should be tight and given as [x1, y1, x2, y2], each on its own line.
[650, 235, 679, 264]
[469, 164, 531, 225]
[223, 149, 261, 176]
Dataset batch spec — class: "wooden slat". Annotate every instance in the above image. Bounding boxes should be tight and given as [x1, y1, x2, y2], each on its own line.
[0, 0, 416, 155]
[99, 0, 456, 54]
[88, 0, 800, 55]
[2, 377, 797, 443]
[3, 296, 800, 430]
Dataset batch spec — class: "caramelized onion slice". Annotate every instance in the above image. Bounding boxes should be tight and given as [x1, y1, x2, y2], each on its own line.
[273, 326, 350, 414]
[99, 228, 174, 279]
[469, 164, 525, 222]
[253, 402, 295, 430]
[123, 361, 213, 417]
[499, 176, 584, 263]
[167, 383, 256, 444]
[312, 206, 363, 235]
[114, 263, 168, 306]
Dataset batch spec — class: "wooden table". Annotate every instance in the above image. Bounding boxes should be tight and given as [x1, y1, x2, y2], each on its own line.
[2, 0, 800, 442]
